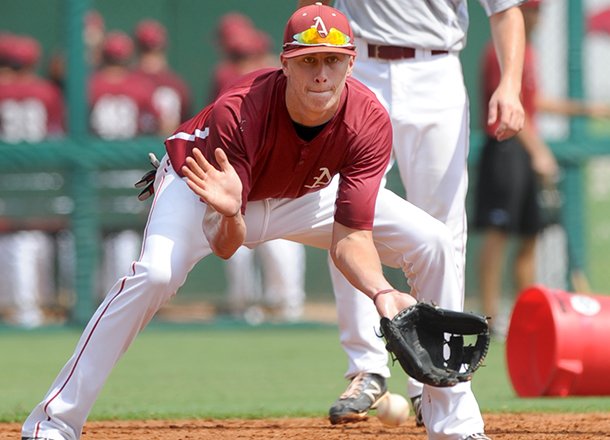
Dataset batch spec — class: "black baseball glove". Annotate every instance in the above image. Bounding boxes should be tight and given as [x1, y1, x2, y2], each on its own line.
[379, 302, 490, 387]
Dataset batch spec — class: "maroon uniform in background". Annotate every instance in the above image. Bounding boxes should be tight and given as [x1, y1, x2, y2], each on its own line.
[89, 70, 159, 139]
[0, 33, 61, 328]
[133, 67, 191, 129]
[0, 74, 65, 142]
[89, 31, 159, 140]
[0, 34, 64, 142]
[133, 19, 191, 135]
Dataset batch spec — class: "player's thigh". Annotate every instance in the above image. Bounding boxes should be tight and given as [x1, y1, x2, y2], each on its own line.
[372, 188, 453, 268]
[139, 163, 211, 288]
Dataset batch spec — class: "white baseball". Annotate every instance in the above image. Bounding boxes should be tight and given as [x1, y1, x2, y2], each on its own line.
[376, 393, 410, 427]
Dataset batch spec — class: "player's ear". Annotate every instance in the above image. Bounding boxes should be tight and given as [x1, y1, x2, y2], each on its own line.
[346, 55, 355, 77]
[280, 54, 289, 75]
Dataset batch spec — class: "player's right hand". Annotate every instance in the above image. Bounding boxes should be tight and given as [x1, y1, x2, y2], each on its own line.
[488, 83, 525, 141]
[182, 147, 243, 217]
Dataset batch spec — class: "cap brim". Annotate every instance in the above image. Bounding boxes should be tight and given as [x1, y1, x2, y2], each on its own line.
[281, 45, 356, 59]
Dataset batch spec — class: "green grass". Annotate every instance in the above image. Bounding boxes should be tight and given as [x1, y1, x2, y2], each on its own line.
[1, 324, 608, 423]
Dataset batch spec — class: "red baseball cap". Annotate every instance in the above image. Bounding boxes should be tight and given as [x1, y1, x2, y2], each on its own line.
[282, 2, 355, 59]
[7, 35, 41, 67]
[102, 31, 134, 62]
[135, 19, 167, 50]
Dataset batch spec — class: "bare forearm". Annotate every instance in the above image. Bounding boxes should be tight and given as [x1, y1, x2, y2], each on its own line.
[331, 237, 391, 299]
[490, 7, 525, 95]
[330, 224, 393, 299]
[203, 206, 246, 259]
[331, 223, 416, 318]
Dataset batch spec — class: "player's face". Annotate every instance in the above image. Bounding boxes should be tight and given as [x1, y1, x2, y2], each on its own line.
[282, 52, 354, 126]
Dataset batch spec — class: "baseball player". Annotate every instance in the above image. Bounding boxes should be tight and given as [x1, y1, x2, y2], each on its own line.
[0, 33, 64, 327]
[23, 4, 468, 439]
[298, 0, 526, 437]
[89, 31, 160, 296]
[133, 19, 192, 137]
[89, 31, 159, 139]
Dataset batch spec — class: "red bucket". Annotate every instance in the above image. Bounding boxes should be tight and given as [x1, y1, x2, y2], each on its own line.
[506, 285, 610, 397]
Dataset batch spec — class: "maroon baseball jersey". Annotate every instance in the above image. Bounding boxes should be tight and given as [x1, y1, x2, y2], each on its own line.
[481, 42, 538, 137]
[134, 68, 192, 124]
[165, 68, 393, 230]
[89, 70, 160, 139]
[0, 73, 65, 142]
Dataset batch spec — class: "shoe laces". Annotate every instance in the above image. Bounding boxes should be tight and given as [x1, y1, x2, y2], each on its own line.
[340, 372, 370, 400]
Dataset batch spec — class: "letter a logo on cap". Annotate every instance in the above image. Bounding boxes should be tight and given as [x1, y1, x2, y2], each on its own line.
[313, 16, 328, 37]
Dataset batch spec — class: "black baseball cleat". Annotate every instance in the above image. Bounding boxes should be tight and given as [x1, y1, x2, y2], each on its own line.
[22, 437, 52, 440]
[328, 372, 388, 424]
[465, 434, 492, 440]
[410, 394, 425, 427]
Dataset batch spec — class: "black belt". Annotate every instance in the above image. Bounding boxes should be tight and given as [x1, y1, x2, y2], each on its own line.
[367, 44, 449, 60]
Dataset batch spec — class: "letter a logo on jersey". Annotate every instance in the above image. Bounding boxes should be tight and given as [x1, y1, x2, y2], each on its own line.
[305, 167, 332, 189]
[313, 16, 328, 37]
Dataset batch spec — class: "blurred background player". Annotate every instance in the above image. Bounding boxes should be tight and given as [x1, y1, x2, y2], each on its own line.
[89, 30, 159, 139]
[89, 31, 160, 298]
[0, 33, 65, 327]
[47, 10, 106, 90]
[133, 19, 192, 137]
[207, 12, 278, 101]
[210, 12, 306, 323]
[475, 0, 610, 338]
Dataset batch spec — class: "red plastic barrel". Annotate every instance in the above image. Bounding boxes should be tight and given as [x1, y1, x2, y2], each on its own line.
[506, 285, 610, 397]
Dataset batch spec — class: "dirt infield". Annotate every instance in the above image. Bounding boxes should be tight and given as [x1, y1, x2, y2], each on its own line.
[4, 413, 610, 439]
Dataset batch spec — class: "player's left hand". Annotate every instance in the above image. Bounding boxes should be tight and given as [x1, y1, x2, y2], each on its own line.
[488, 83, 525, 141]
[379, 302, 490, 387]
[373, 289, 417, 319]
[183, 147, 243, 217]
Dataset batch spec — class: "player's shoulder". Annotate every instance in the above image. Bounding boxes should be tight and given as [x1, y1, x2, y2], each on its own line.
[213, 68, 281, 113]
[220, 67, 281, 98]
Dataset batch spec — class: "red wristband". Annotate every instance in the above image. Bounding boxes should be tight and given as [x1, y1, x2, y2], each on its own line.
[372, 288, 396, 305]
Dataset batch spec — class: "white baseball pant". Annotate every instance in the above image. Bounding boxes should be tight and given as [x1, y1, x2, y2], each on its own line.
[329, 40, 480, 439]
[23, 156, 463, 440]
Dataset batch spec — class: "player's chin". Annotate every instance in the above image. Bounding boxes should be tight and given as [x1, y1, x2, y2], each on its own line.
[307, 93, 338, 112]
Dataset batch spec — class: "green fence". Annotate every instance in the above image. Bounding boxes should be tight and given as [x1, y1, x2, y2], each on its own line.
[2, 0, 609, 326]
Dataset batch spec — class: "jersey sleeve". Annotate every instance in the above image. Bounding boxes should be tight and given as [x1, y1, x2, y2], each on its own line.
[205, 99, 252, 213]
[334, 107, 393, 230]
[164, 97, 252, 215]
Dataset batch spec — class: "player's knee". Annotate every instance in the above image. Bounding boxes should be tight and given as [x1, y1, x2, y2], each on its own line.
[136, 262, 180, 298]
[421, 221, 454, 260]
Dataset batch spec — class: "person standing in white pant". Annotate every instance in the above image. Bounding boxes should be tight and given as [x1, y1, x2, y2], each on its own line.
[297, 0, 526, 438]
[22, 5, 470, 439]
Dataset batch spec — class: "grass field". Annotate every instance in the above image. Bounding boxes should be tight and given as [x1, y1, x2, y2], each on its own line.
[2, 322, 609, 424]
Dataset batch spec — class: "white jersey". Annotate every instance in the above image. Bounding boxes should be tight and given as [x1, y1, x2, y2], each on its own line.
[334, 0, 524, 51]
